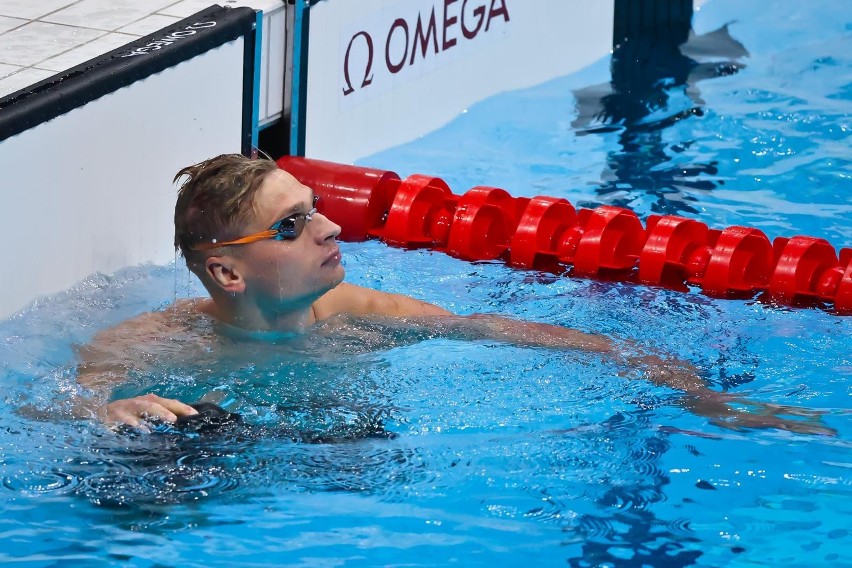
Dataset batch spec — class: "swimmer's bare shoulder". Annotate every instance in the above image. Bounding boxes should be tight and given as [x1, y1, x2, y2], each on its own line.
[311, 282, 451, 321]
[91, 298, 211, 343]
[77, 297, 215, 389]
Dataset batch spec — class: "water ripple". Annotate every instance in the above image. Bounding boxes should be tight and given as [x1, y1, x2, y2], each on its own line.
[2, 470, 81, 496]
[140, 465, 239, 496]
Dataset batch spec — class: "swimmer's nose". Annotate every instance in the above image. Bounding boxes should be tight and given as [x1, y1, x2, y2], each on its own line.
[310, 212, 341, 243]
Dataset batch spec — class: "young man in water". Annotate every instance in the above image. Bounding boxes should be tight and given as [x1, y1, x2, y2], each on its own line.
[78, 154, 829, 434]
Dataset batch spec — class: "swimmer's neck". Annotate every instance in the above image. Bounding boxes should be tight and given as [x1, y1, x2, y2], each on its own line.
[197, 297, 317, 334]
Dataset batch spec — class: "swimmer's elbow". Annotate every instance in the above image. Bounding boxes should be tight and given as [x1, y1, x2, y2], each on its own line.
[417, 301, 453, 317]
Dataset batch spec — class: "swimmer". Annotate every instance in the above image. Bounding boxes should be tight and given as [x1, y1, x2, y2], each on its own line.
[73, 154, 833, 436]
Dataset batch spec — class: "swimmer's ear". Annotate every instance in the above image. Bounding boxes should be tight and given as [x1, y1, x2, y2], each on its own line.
[205, 256, 246, 293]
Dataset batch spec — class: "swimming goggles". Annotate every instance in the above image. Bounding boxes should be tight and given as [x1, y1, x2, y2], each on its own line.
[192, 196, 319, 251]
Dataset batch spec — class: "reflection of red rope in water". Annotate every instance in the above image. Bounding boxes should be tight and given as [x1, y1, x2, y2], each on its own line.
[277, 156, 852, 315]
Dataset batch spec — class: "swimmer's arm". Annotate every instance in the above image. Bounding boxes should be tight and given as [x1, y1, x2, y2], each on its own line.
[315, 286, 832, 434]
[437, 314, 708, 390]
[317, 284, 680, 364]
[445, 317, 834, 434]
[316, 283, 634, 357]
[73, 305, 197, 427]
[441, 315, 833, 432]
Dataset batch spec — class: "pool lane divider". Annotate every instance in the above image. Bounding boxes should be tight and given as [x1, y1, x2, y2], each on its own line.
[276, 156, 852, 315]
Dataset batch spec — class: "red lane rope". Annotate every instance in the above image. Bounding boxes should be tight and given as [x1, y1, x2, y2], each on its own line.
[278, 156, 851, 315]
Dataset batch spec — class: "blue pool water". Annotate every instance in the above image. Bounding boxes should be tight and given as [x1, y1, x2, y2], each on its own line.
[1, 0, 850, 566]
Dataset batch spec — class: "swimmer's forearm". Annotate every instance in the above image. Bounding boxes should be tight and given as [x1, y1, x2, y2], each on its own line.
[617, 351, 709, 394]
[72, 367, 129, 421]
[362, 312, 709, 393]
[68, 393, 109, 420]
[457, 315, 710, 393]
[459, 314, 614, 353]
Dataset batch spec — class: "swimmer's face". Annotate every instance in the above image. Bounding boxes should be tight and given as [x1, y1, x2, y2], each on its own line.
[231, 169, 344, 309]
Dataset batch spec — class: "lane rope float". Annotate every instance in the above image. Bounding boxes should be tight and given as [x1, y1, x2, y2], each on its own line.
[277, 156, 851, 315]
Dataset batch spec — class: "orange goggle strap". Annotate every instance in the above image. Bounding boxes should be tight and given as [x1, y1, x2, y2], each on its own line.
[190, 230, 278, 251]
[190, 199, 318, 252]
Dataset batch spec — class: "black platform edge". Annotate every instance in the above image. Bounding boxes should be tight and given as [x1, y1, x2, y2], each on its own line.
[0, 5, 257, 143]
[613, 0, 693, 49]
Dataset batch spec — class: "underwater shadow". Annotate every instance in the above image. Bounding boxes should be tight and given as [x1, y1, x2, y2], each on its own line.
[573, 10, 749, 216]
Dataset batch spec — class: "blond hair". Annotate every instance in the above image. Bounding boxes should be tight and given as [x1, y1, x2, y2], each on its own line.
[173, 154, 279, 263]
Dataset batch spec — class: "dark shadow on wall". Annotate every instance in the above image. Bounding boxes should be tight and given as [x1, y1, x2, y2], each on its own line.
[572, 0, 749, 216]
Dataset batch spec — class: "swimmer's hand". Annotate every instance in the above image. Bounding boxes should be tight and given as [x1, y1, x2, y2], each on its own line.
[100, 394, 198, 430]
[626, 354, 836, 436]
[687, 392, 837, 436]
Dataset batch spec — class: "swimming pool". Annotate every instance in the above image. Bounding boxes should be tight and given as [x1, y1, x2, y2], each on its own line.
[1, 0, 850, 565]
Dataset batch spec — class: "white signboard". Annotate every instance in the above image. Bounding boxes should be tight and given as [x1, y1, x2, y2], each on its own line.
[304, 0, 614, 163]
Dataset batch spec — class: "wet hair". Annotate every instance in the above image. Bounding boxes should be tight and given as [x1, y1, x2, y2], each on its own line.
[173, 153, 279, 264]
